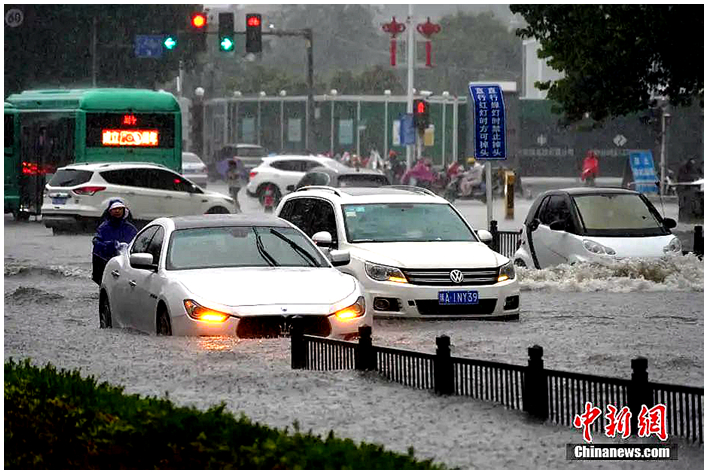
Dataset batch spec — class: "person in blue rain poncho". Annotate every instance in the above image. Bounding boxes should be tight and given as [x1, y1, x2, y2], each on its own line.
[91, 198, 138, 285]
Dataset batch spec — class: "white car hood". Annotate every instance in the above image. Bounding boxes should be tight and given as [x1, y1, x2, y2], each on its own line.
[349, 241, 503, 268]
[173, 267, 357, 307]
[586, 234, 678, 258]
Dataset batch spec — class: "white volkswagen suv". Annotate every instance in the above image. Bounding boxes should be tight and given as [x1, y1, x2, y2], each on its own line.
[276, 186, 520, 320]
[42, 162, 236, 233]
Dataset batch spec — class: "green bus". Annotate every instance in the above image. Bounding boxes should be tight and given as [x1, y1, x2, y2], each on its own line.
[4, 88, 182, 217]
[4, 102, 22, 218]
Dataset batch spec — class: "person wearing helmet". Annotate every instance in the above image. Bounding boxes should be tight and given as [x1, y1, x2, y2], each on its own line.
[459, 157, 485, 196]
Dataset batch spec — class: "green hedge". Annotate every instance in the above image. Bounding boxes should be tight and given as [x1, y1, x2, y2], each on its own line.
[5, 359, 446, 469]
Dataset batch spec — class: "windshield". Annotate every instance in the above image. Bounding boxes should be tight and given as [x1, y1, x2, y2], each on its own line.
[338, 174, 389, 187]
[166, 226, 329, 270]
[342, 203, 477, 243]
[572, 194, 667, 236]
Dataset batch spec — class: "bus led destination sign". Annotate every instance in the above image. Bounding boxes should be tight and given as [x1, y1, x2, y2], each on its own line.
[102, 129, 159, 147]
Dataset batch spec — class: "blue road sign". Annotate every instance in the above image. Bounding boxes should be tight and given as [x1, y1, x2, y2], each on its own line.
[628, 150, 658, 193]
[468, 83, 507, 160]
[134, 35, 164, 58]
[399, 113, 415, 145]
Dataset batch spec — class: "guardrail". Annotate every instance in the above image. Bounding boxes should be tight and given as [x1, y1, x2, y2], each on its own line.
[291, 325, 703, 443]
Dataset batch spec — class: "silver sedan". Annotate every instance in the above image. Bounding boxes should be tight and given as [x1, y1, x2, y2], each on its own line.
[99, 214, 370, 338]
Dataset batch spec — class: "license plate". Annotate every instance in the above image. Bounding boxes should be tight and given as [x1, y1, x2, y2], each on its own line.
[438, 290, 479, 305]
[51, 197, 67, 205]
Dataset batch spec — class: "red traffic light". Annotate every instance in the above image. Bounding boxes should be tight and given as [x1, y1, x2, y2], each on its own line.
[247, 15, 261, 27]
[191, 13, 207, 29]
[416, 101, 427, 114]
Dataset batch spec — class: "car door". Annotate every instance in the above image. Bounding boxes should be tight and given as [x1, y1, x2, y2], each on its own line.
[309, 198, 339, 248]
[125, 169, 170, 221]
[128, 226, 165, 334]
[119, 225, 159, 327]
[533, 194, 573, 268]
[151, 169, 203, 216]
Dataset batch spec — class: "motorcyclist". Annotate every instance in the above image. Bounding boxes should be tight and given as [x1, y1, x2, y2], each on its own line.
[458, 157, 485, 196]
[401, 158, 436, 187]
[92, 198, 138, 285]
[581, 151, 599, 186]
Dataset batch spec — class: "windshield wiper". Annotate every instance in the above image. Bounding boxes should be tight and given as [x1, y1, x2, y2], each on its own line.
[269, 229, 319, 267]
[253, 228, 278, 267]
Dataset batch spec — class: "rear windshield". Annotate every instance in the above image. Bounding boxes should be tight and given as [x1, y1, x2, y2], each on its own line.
[48, 169, 93, 187]
[182, 153, 203, 164]
[338, 174, 390, 187]
[237, 147, 266, 157]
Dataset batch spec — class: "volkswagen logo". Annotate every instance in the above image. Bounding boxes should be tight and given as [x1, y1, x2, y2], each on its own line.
[449, 269, 464, 284]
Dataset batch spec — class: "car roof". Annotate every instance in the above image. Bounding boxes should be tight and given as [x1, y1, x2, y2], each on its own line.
[306, 165, 386, 177]
[541, 187, 640, 197]
[60, 162, 170, 172]
[169, 213, 293, 230]
[288, 185, 449, 204]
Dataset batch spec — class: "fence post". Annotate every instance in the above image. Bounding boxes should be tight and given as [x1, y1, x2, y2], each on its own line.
[523, 345, 548, 420]
[628, 357, 652, 436]
[290, 318, 306, 370]
[434, 335, 454, 395]
[355, 325, 375, 371]
[694, 225, 703, 257]
[489, 219, 499, 252]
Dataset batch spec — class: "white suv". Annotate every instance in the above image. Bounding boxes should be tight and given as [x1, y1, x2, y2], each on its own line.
[275, 186, 520, 320]
[42, 162, 236, 233]
[246, 155, 348, 205]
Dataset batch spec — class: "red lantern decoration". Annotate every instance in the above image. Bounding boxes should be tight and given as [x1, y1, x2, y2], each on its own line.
[416, 17, 441, 68]
[381, 17, 406, 67]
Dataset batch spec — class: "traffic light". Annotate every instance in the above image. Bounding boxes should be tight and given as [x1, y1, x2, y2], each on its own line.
[413, 99, 429, 130]
[163, 35, 178, 51]
[218, 12, 235, 52]
[245, 13, 262, 53]
[190, 12, 207, 52]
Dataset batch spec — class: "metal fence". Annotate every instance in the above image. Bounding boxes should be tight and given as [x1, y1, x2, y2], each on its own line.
[292, 325, 703, 444]
[489, 220, 521, 259]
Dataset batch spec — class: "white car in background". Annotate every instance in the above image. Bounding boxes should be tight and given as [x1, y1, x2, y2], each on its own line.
[513, 188, 682, 269]
[99, 214, 369, 338]
[42, 162, 236, 233]
[181, 152, 208, 188]
[246, 155, 348, 205]
[276, 186, 520, 321]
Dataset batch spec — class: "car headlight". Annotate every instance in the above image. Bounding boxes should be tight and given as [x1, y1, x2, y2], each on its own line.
[582, 239, 616, 256]
[364, 262, 408, 283]
[663, 237, 682, 254]
[184, 299, 231, 323]
[333, 296, 366, 321]
[497, 260, 516, 282]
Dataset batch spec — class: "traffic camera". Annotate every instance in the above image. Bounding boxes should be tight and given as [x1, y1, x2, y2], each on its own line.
[246, 13, 262, 53]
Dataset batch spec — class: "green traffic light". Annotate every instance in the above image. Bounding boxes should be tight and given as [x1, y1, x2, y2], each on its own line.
[219, 36, 234, 51]
[163, 36, 177, 50]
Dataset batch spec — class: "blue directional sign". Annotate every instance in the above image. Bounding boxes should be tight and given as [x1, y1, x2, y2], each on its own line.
[468, 83, 507, 160]
[134, 35, 164, 58]
[628, 150, 659, 193]
[399, 113, 416, 146]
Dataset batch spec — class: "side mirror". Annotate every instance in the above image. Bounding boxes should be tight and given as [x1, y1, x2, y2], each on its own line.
[312, 231, 333, 248]
[287, 185, 295, 192]
[329, 249, 350, 267]
[663, 217, 677, 229]
[529, 218, 540, 232]
[130, 252, 157, 271]
[477, 229, 493, 245]
[549, 219, 567, 231]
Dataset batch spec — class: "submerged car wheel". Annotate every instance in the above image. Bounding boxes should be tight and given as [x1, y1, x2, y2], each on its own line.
[514, 258, 527, 268]
[99, 292, 112, 329]
[157, 306, 173, 336]
[206, 206, 230, 214]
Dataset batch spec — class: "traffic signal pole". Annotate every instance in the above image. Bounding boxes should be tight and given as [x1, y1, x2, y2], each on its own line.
[406, 4, 414, 170]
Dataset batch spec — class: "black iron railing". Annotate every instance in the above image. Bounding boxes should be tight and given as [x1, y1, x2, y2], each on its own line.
[489, 220, 521, 259]
[292, 325, 704, 444]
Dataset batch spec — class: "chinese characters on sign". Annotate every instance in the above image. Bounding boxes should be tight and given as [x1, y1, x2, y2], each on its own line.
[102, 130, 159, 147]
[628, 150, 659, 194]
[573, 403, 668, 443]
[468, 84, 506, 160]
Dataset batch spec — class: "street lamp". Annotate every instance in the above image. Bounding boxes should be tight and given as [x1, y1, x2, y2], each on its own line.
[279, 90, 286, 151]
[660, 111, 672, 197]
[442, 91, 450, 167]
[330, 89, 338, 156]
[384, 89, 392, 159]
[257, 91, 266, 146]
[232, 90, 242, 143]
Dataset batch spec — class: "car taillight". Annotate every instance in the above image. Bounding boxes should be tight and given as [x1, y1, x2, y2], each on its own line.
[73, 186, 106, 196]
[249, 171, 258, 179]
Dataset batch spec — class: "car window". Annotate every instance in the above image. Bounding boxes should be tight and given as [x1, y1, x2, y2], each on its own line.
[131, 225, 159, 254]
[47, 169, 93, 187]
[146, 227, 164, 263]
[144, 169, 193, 193]
[182, 153, 203, 164]
[282, 198, 316, 237]
[310, 199, 338, 246]
[572, 194, 664, 232]
[342, 203, 476, 243]
[303, 160, 322, 171]
[279, 199, 296, 220]
[337, 174, 389, 187]
[238, 147, 266, 157]
[270, 160, 294, 171]
[166, 226, 329, 270]
[539, 195, 571, 225]
[297, 172, 330, 189]
[100, 169, 133, 186]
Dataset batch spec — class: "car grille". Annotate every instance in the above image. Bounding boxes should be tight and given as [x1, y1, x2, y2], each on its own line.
[235, 315, 331, 339]
[402, 268, 499, 286]
[415, 299, 498, 316]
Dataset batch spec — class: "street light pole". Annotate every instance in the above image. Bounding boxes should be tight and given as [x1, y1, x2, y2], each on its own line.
[406, 4, 414, 170]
